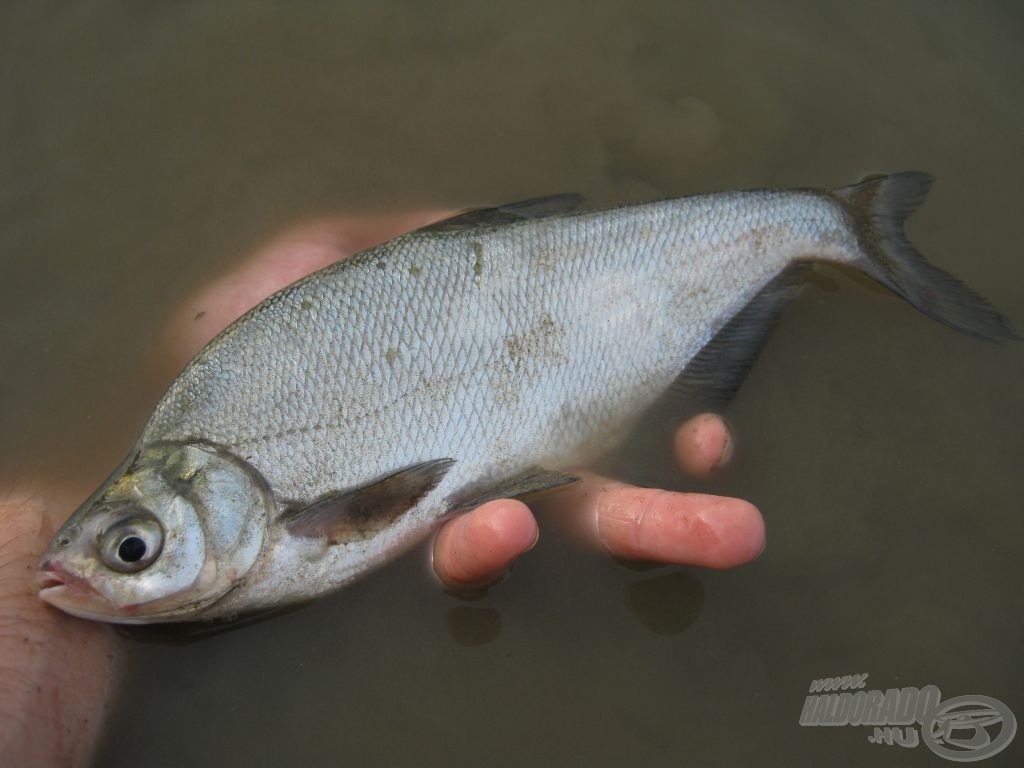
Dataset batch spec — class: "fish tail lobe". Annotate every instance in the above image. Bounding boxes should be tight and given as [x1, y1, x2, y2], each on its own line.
[833, 171, 1018, 341]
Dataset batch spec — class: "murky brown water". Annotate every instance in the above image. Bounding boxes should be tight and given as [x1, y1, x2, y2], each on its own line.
[2, 2, 1022, 766]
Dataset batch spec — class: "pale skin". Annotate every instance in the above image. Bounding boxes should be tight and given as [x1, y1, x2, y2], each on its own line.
[0, 212, 765, 766]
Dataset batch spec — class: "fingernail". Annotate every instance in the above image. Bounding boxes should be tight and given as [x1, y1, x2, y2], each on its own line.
[717, 427, 734, 467]
[525, 527, 540, 552]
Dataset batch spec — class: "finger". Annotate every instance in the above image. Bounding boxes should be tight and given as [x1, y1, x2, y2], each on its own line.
[164, 210, 451, 366]
[562, 471, 765, 569]
[432, 499, 539, 591]
[673, 412, 733, 480]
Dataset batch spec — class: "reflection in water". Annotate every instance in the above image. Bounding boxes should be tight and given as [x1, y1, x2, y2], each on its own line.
[116, 603, 313, 646]
[445, 605, 503, 646]
[624, 570, 704, 636]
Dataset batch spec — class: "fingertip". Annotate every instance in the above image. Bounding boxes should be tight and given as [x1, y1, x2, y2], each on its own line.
[465, 499, 540, 559]
[674, 413, 733, 479]
[433, 500, 538, 591]
[597, 489, 764, 570]
[697, 498, 765, 569]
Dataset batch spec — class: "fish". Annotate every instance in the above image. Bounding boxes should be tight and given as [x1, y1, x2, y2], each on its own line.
[37, 172, 1016, 623]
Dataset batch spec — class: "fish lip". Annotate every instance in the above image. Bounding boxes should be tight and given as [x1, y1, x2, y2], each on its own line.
[37, 575, 65, 592]
[36, 560, 98, 602]
[37, 578, 71, 607]
[35, 559, 169, 623]
[36, 566, 131, 622]
[37, 584, 68, 605]
[37, 560, 68, 593]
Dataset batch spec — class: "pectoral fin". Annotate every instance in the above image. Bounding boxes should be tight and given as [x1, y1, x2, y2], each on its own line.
[281, 458, 455, 545]
[448, 467, 579, 513]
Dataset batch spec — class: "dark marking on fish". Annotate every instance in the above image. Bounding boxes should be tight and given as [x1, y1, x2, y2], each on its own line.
[280, 458, 456, 544]
[472, 241, 484, 277]
[503, 313, 563, 371]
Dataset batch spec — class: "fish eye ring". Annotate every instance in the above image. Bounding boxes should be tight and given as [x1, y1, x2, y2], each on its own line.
[99, 515, 164, 573]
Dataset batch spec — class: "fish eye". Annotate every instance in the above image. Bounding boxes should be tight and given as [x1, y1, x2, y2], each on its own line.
[117, 536, 148, 562]
[99, 514, 164, 573]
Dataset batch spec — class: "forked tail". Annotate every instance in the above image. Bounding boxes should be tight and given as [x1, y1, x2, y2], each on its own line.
[832, 172, 1018, 341]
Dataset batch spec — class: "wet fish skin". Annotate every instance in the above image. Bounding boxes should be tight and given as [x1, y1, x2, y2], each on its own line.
[37, 173, 1016, 623]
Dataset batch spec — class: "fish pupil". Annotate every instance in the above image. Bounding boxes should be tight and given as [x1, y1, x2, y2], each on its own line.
[118, 536, 147, 563]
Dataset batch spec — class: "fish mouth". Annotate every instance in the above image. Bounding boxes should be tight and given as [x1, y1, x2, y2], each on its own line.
[36, 561, 133, 622]
[35, 560, 176, 624]
[37, 560, 68, 595]
[36, 560, 92, 603]
[37, 576, 66, 593]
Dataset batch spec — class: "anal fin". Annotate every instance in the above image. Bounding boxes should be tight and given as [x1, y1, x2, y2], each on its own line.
[670, 262, 811, 415]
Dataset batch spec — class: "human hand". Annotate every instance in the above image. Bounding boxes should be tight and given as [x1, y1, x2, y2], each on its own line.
[0, 209, 765, 767]
[0, 488, 121, 767]
[431, 418, 762, 591]
[170, 212, 766, 594]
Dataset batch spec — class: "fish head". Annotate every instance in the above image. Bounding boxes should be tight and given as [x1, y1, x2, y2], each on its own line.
[38, 441, 273, 623]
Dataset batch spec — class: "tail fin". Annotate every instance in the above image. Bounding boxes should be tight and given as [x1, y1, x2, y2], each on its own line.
[832, 172, 1018, 341]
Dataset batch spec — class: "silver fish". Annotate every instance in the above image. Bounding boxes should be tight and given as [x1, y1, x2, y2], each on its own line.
[37, 172, 1015, 623]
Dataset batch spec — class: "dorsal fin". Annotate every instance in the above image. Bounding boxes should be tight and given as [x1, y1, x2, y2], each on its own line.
[420, 193, 584, 233]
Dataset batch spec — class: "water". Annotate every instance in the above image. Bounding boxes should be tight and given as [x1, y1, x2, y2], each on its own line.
[2, 2, 1021, 766]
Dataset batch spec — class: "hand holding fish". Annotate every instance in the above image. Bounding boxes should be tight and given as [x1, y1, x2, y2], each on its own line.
[169, 214, 765, 593]
[9, 174, 1016, 764]
[0, 210, 764, 767]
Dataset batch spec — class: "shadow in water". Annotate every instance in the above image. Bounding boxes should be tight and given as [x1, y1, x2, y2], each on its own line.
[446, 605, 503, 646]
[114, 601, 314, 645]
[624, 570, 704, 636]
